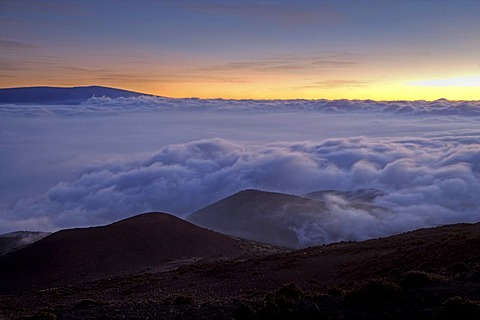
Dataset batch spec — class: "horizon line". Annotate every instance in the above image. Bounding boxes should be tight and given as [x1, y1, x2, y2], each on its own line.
[1, 84, 479, 103]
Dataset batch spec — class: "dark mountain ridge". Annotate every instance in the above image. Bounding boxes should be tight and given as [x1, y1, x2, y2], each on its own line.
[0, 85, 151, 105]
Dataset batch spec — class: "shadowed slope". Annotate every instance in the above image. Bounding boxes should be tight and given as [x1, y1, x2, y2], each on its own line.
[188, 189, 387, 248]
[188, 189, 329, 248]
[0, 212, 253, 293]
[0, 85, 150, 105]
[1, 222, 479, 320]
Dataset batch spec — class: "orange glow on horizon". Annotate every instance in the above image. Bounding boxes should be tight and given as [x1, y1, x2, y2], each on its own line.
[149, 80, 480, 101]
[2, 75, 479, 101]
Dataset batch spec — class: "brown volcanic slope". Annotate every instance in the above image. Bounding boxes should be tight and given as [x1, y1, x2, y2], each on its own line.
[0, 212, 275, 294]
[1, 222, 479, 320]
[188, 189, 386, 248]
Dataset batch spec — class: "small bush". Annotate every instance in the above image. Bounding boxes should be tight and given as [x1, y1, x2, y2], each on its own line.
[344, 279, 400, 305]
[74, 299, 104, 309]
[449, 262, 470, 273]
[173, 295, 195, 305]
[277, 282, 304, 300]
[232, 303, 253, 319]
[436, 296, 480, 320]
[258, 283, 305, 313]
[401, 270, 434, 289]
[327, 288, 344, 298]
[270, 282, 304, 308]
[16, 312, 57, 320]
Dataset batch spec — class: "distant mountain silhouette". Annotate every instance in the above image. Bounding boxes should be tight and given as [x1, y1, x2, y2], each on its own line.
[0, 212, 265, 294]
[0, 85, 151, 105]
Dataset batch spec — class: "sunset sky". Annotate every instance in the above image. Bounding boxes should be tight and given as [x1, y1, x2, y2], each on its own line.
[1, 0, 479, 100]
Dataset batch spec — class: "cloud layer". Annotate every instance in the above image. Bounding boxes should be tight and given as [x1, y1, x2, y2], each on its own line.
[1, 95, 480, 117]
[3, 134, 479, 245]
[1, 97, 480, 245]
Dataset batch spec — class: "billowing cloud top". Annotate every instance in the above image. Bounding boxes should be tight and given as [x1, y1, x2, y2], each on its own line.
[1, 96, 480, 246]
[4, 134, 480, 246]
[1, 95, 480, 117]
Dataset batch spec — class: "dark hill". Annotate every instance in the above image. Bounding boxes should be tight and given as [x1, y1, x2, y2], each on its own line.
[188, 189, 326, 248]
[0, 212, 264, 294]
[187, 189, 386, 248]
[0, 85, 150, 105]
[0, 231, 50, 256]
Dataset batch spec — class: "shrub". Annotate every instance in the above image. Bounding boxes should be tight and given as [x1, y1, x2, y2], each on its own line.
[344, 279, 400, 305]
[436, 296, 480, 320]
[173, 295, 195, 305]
[232, 303, 253, 319]
[258, 283, 306, 315]
[327, 288, 344, 298]
[276, 282, 304, 300]
[74, 299, 104, 309]
[400, 270, 434, 289]
[16, 312, 57, 320]
[449, 262, 470, 273]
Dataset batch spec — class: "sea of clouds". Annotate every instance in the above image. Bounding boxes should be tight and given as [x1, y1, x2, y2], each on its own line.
[1, 96, 479, 245]
[1, 95, 480, 116]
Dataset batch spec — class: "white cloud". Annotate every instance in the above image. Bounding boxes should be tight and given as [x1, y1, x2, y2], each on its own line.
[2, 135, 479, 246]
[1, 95, 480, 116]
[1, 97, 480, 245]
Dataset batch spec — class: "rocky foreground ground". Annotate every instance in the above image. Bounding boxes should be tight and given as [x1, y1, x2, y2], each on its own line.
[1, 219, 479, 319]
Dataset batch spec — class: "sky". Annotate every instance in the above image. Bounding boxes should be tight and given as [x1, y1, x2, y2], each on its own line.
[1, 0, 479, 100]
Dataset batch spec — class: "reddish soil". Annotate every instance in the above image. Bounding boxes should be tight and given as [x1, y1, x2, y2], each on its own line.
[0, 212, 279, 294]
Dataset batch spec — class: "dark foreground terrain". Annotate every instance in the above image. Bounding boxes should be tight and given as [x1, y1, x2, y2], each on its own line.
[0, 213, 281, 294]
[0, 216, 479, 319]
